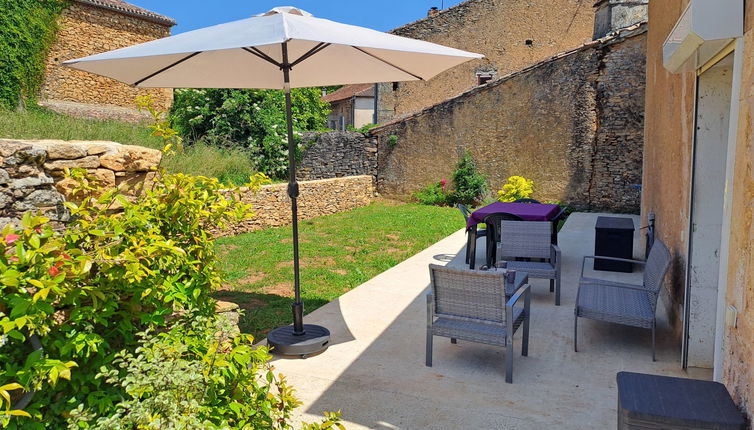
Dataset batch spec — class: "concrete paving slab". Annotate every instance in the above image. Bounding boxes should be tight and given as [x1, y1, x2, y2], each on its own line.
[267, 212, 711, 429]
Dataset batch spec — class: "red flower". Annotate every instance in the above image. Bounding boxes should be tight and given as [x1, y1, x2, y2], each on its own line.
[4, 234, 19, 245]
[34, 227, 42, 234]
[440, 179, 448, 192]
[48, 266, 60, 276]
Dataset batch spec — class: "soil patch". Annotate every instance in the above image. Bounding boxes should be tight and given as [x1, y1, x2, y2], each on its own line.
[239, 272, 266, 285]
[263, 282, 294, 297]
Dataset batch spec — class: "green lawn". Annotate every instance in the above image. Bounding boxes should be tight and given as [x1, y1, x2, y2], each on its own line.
[214, 200, 461, 340]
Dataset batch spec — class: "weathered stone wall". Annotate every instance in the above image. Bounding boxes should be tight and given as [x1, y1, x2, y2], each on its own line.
[0, 139, 161, 228]
[41, 2, 173, 113]
[372, 26, 646, 212]
[215, 176, 375, 237]
[378, 0, 595, 122]
[297, 132, 377, 181]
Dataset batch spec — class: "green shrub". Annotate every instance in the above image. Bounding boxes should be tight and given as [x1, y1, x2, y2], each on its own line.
[170, 88, 330, 179]
[67, 316, 342, 429]
[0, 0, 66, 109]
[0, 170, 269, 428]
[414, 181, 449, 206]
[449, 152, 487, 206]
[497, 176, 534, 202]
[386, 134, 399, 147]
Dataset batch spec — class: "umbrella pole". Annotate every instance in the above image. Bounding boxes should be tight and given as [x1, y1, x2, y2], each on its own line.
[266, 42, 329, 358]
[282, 67, 305, 336]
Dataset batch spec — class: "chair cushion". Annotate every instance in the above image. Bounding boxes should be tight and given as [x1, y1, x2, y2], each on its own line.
[576, 283, 655, 328]
[505, 261, 556, 279]
[432, 308, 525, 347]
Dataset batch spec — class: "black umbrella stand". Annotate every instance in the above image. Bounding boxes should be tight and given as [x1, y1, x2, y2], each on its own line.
[266, 42, 330, 357]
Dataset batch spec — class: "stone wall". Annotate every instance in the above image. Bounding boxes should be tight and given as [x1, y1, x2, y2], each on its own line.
[372, 26, 646, 212]
[297, 132, 378, 181]
[378, 0, 595, 122]
[41, 2, 173, 114]
[0, 139, 161, 228]
[215, 176, 375, 237]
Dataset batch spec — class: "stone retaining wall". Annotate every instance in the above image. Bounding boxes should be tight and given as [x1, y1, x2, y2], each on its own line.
[297, 131, 378, 181]
[0, 139, 161, 228]
[215, 176, 375, 237]
[372, 25, 646, 213]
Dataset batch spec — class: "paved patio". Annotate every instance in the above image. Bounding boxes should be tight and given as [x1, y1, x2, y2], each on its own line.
[268, 212, 710, 429]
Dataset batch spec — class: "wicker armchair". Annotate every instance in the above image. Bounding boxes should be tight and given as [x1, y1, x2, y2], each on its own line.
[457, 204, 486, 264]
[574, 239, 671, 360]
[426, 264, 531, 383]
[483, 212, 523, 267]
[496, 220, 562, 305]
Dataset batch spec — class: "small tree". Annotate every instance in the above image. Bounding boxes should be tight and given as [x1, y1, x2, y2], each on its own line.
[450, 152, 487, 206]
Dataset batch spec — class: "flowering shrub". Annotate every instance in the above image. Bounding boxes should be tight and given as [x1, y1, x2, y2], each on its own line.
[414, 181, 449, 206]
[0, 170, 270, 428]
[497, 176, 535, 202]
[170, 88, 330, 178]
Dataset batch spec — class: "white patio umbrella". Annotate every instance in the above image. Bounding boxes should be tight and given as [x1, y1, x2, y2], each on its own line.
[64, 6, 483, 357]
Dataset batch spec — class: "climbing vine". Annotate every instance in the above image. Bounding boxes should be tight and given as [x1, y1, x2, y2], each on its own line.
[0, 0, 68, 109]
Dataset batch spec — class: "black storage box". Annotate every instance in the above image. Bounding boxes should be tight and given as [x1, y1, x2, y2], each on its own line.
[617, 372, 745, 430]
[594, 216, 634, 272]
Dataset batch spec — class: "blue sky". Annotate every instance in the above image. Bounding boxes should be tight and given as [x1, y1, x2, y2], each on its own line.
[129, 1, 466, 34]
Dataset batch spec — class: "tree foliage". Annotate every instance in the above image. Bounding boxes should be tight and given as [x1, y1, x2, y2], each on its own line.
[450, 152, 487, 206]
[170, 88, 330, 179]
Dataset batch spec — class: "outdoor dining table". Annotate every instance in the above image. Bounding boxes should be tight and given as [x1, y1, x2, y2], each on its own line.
[466, 202, 560, 269]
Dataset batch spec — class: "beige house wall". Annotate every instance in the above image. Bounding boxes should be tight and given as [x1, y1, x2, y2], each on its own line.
[41, 2, 173, 111]
[643, 0, 754, 419]
[377, 0, 595, 122]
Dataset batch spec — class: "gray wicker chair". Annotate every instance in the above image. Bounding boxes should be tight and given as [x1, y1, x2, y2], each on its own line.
[574, 239, 671, 360]
[496, 221, 562, 305]
[426, 264, 531, 383]
[483, 212, 523, 267]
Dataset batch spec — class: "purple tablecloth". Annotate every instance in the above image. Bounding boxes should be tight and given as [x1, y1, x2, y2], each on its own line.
[466, 202, 559, 230]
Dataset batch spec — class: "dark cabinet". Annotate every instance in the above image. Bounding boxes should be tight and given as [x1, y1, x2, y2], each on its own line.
[594, 216, 634, 272]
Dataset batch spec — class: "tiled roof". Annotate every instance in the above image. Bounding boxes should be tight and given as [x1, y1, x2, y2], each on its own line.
[73, 0, 176, 26]
[322, 83, 375, 102]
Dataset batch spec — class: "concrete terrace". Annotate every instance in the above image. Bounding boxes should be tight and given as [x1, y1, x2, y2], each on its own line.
[269, 213, 711, 429]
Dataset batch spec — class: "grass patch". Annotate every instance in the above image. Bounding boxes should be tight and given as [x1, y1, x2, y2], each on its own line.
[0, 105, 155, 145]
[215, 199, 462, 340]
[0, 107, 257, 185]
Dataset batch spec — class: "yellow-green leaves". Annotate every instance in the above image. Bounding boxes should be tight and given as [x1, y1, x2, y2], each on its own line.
[498, 175, 535, 203]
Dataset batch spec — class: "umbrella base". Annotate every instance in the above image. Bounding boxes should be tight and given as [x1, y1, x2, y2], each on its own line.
[267, 324, 330, 358]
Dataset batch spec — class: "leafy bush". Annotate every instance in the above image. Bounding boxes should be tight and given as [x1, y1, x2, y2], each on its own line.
[0, 170, 269, 428]
[414, 181, 449, 206]
[0, 0, 66, 109]
[449, 153, 486, 206]
[170, 88, 330, 179]
[67, 316, 342, 429]
[386, 135, 399, 148]
[497, 176, 535, 202]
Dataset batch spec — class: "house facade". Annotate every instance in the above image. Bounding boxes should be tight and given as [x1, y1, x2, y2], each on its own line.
[641, 0, 754, 418]
[322, 84, 376, 131]
[376, 0, 597, 123]
[40, 0, 175, 120]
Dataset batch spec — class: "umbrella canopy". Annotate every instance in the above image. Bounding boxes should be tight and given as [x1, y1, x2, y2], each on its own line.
[63, 6, 483, 89]
[64, 6, 483, 356]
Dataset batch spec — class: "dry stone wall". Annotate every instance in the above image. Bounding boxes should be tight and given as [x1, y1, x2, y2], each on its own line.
[41, 2, 173, 115]
[0, 139, 161, 228]
[372, 26, 646, 212]
[297, 132, 378, 181]
[215, 176, 375, 237]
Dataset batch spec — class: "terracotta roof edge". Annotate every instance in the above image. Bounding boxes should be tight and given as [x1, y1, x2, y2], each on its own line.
[72, 0, 176, 26]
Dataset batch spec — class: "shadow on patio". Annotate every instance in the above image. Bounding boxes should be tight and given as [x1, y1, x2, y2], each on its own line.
[269, 213, 710, 429]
